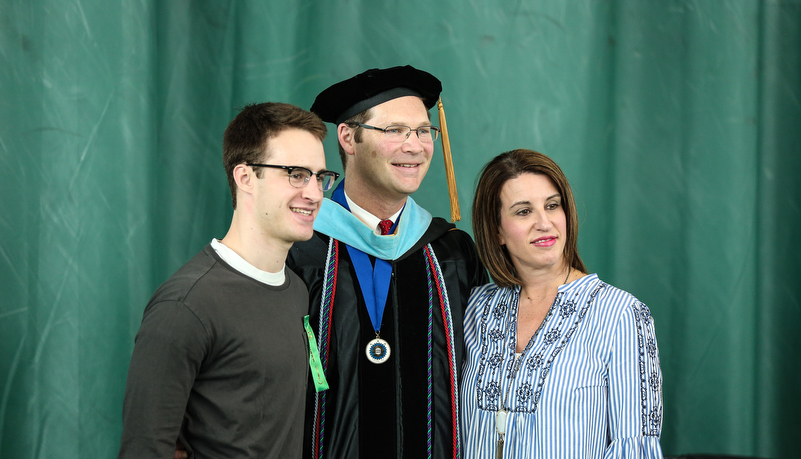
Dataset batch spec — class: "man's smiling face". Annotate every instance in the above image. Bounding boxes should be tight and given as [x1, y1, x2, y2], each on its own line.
[346, 96, 434, 203]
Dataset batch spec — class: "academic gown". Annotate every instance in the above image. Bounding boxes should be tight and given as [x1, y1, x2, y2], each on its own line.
[287, 200, 487, 459]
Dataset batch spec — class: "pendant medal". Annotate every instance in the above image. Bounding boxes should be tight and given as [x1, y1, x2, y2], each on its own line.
[365, 337, 391, 364]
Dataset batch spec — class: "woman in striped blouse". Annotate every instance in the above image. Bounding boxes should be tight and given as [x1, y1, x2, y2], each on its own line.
[462, 149, 663, 458]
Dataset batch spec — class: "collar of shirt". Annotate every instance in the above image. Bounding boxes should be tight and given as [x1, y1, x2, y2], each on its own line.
[344, 191, 403, 235]
[210, 238, 286, 286]
[314, 183, 433, 261]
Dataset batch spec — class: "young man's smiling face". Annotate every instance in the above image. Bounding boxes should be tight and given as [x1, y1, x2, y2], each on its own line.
[250, 128, 326, 246]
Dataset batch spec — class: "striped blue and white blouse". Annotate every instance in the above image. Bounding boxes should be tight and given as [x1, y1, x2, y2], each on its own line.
[460, 274, 663, 459]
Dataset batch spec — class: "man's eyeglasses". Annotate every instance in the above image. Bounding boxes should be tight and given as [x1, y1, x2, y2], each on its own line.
[246, 164, 340, 191]
[355, 124, 440, 143]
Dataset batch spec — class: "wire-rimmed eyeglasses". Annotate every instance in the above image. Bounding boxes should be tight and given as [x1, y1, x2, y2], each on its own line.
[246, 164, 340, 191]
[355, 124, 440, 143]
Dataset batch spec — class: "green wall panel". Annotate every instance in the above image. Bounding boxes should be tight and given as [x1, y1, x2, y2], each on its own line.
[1, 0, 799, 457]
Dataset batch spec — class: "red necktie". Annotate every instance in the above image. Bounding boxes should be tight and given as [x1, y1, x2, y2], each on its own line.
[378, 219, 393, 235]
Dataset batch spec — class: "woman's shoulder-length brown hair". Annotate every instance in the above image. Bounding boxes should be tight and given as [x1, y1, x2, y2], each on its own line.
[472, 149, 586, 288]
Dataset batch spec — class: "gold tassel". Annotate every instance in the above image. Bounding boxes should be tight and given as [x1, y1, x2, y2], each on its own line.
[437, 98, 460, 222]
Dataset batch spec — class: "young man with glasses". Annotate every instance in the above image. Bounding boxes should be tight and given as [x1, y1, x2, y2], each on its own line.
[287, 66, 488, 458]
[119, 102, 337, 459]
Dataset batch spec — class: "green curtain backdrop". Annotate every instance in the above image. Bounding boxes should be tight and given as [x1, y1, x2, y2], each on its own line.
[2, 1, 799, 457]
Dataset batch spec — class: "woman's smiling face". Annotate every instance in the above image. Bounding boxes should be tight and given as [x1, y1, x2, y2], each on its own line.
[497, 172, 567, 275]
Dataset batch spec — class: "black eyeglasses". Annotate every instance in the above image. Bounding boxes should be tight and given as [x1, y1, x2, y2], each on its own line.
[246, 164, 340, 191]
[355, 124, 440, 143]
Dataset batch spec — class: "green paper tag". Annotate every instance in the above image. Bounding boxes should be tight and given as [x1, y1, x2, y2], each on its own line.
[304, 315, 329, 392]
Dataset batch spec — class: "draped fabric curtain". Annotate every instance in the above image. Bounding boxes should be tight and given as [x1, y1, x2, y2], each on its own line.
[1, 1, 799, 457]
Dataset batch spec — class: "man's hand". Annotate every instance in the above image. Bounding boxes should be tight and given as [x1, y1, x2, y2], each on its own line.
[174, 440, 188, 459]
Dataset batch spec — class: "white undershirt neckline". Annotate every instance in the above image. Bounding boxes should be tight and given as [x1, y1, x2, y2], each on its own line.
[210, 238, 286, 286]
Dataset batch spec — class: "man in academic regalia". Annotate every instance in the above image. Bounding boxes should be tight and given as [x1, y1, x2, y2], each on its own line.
[287, 66, 488, 458]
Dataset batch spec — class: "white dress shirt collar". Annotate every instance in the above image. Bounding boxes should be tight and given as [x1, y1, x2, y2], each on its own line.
[344, 191, 403, 235]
